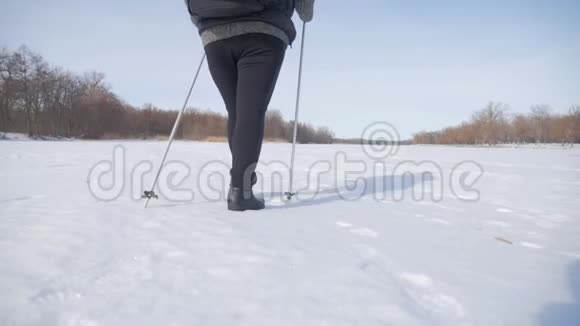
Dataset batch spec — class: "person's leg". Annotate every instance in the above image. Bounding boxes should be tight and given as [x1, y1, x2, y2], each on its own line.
[230, 34, 286, 188]
[205, 41, 238, 154]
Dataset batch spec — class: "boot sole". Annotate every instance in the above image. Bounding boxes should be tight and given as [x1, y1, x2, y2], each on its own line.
[227, 202, 265, 212]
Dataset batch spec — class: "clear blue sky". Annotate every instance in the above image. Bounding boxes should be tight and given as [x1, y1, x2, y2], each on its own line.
[2, 0, 579, 139]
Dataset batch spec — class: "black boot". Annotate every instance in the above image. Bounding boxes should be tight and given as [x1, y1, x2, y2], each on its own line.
[227, 187, 265, 212]
[230, 170, 258, 186]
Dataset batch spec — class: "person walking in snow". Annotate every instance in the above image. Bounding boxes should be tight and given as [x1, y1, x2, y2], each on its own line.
[185, 0, 314, 211]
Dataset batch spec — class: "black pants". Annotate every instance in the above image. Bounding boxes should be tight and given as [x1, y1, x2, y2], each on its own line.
[205, 33, 286, 188]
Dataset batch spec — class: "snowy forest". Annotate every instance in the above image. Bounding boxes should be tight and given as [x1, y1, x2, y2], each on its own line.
[0, 46, 335, 143]
[413, 102, 580, 145]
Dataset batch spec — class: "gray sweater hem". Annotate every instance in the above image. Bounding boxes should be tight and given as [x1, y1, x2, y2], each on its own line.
[201, 21, 290, 48]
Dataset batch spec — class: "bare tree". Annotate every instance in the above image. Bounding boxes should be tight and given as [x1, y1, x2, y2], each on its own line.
[470, 102, 509, 145]
[265, 110, 287, 140]
[512, 114, 532, 144]
[413, 102, 578, 146]
[529, 105, 552, 143]
[0, 46, 337, 143]
[0, 47, 13, 133]
[566, 105, 580, 145]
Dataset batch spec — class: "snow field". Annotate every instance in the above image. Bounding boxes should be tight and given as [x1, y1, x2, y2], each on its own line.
[1, 141, 579, 325]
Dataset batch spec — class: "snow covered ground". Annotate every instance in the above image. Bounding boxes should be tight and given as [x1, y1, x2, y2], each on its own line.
[0, 133, 74, 141]
[1, 141, 579, 326]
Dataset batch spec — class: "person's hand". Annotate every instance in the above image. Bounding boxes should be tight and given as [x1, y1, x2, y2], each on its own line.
[296, 0, 314, 23]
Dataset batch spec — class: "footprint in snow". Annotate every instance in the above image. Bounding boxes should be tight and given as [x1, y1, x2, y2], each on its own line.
[0, 195, 45, 204]
[427, 218, 451, 226]
[485, 220, 511, 228]
[399, 272, 467, 319]
[30, 285, 83, 305]
[354, 244, 379, 259]
[63, 314, 99, 326]
[268, 198, 285, 207]
[526, 231, 546, 240]
[520, 242, 543, 250]
[0, 196, 31, 203]
[496, 208, 513, 213]
[559, 252, 580, 259]
[336, 221, 352, 228]
[336, 221, 379, 238]
[350, 228, 379, 238]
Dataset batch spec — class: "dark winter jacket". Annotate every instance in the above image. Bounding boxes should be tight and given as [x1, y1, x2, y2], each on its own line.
[185, 0, 297, 44]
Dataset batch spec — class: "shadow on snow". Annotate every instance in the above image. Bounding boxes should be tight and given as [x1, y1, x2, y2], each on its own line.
[268, 173, 432, 210]
[537, 260, 580, 326]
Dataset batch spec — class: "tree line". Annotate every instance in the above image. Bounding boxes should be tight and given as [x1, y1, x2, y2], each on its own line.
[413, 102, 580, 145]
[0, 46, 334, 143]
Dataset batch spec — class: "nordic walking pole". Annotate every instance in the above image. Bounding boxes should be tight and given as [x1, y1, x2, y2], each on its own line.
[143, 54, 206, 208]
[285, 21, 307, 201]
